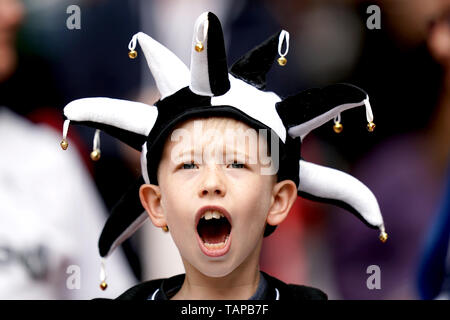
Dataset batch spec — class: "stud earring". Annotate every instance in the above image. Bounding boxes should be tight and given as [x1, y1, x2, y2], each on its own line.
[162, 225, 169, 232]
[195, 42, 204, 52]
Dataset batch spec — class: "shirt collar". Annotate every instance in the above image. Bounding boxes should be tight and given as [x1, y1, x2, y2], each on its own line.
[148, 272, 279, 300]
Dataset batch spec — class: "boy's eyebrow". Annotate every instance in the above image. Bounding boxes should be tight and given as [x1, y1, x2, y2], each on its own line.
[223, 148, 252, 160]
[171, 149, 201, 162]
[172, 147, 254, 162]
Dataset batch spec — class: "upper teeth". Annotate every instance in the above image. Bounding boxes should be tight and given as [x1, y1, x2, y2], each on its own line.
[202, 211, 224, 220]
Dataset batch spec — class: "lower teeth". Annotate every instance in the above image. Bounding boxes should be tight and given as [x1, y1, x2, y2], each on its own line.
[203, 235, 229, 249]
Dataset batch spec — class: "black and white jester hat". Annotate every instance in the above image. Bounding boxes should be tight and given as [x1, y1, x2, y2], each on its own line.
[60, 12, 387, 262]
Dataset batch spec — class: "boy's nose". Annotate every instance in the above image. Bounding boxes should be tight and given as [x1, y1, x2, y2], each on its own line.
[198, 167, 227, 198]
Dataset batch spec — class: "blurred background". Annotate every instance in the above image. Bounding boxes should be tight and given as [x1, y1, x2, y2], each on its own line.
[1, 0, 449, 299]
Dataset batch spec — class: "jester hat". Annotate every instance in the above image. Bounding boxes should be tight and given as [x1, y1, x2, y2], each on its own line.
[60, 12, 387, 260]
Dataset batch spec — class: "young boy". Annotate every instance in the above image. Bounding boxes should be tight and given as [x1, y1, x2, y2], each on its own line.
[60, 12, 387, 300]
[138, 116, 305, 300]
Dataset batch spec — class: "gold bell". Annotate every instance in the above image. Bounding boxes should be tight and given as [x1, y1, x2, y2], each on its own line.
[90, 149, 101, 161]
[195, 42, 204, 52]
[162, 225, 169, 232]
[100, 281, 108, 291]
[277, 56, 287, 66]
[379, 231, 388, 243]
[60, 139, 69, 150]
[128, 50, 138, 59]
[333, 122, 343, 134]
[367, 121, 376, 132]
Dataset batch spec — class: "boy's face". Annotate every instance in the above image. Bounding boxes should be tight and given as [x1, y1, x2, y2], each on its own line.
[145, 117, 290, 278]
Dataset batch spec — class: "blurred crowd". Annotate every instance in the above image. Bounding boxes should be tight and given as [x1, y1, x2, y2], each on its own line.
[0, 0, 449, 299]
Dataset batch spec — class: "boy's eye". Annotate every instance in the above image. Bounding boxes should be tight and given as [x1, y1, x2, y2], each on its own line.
[228, 161, 245, 169]
[182, 162, 198, 169]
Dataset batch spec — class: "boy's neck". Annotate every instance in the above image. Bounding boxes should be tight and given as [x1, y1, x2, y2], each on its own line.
[171, 241, 262, 300]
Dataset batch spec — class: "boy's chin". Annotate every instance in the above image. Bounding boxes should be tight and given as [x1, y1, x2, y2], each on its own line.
[196, 263, 235, 278]
[191, 258, 238, 278]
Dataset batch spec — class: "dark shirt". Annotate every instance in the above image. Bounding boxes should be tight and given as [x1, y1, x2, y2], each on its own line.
[147, 271, 271, 300]
[114, 271, 327, 300]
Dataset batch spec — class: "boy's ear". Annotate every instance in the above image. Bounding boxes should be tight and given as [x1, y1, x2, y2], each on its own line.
[139, 184, 167, 228]
[266, 180, 298, 226]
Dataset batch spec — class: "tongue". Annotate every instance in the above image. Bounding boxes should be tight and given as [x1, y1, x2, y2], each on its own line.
[198, 219, 230, 244]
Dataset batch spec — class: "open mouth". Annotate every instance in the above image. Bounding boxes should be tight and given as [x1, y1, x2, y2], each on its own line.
[196, 207, 232, 257]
